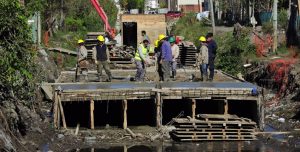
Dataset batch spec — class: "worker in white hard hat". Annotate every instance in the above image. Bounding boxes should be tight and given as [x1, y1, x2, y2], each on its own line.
[196, 36, 209, 81]
[75, 39, 88, 82]
[93, 35, 112, 82]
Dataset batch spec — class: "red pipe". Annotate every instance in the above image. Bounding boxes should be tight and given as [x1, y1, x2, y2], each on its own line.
[90, 0, 115, 38]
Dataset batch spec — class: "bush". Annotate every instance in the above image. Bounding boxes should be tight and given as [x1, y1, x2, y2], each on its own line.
[0, 0, 39, 100]
[65, 17, 84, 31]
[173, 13, 210, 47]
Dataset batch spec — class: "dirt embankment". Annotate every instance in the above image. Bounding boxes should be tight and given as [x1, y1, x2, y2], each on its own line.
[245, 57, 300, 130]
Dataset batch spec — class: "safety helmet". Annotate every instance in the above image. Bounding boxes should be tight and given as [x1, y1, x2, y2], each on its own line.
[158, 34, 166, 41]
[154, 40, 159, 47]
[77, 39, 84, 44]
[169, 37, 175, 43]
[97, 35, 105, 42]
[199, 36, 206, 42]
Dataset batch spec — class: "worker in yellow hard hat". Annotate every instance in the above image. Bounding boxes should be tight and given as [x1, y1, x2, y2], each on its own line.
[158, 34, 172, 81]
[196, 36, 209, 81]
[75, 39, 88, 82]
[92, 35, 112, 82]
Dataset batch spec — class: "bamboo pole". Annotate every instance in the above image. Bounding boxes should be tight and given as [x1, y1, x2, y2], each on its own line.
[123, 99, 128, 129]
[273, 0, 278, 52]
[209, 0, 216, 35]
[58, 94, 67, 129]
[156, 92, 161, 128]
[90, 99, 95, 129]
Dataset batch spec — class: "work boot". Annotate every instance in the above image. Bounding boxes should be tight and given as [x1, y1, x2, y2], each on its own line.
[203, 75, 208, 82]
[107, 76, 112, 82]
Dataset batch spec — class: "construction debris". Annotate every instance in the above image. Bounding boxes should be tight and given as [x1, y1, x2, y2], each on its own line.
[170, 114, 258, 141]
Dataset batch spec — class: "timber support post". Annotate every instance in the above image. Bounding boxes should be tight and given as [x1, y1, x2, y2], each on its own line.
[123, 99, 128, 129]
[156, 92, 162, 128]
[53, 91, 58, 128]
[58, 93, 67, 129]
[90, 99, 95, 130]
[191, 99, 196, 119]
[224, 99, 228, 115]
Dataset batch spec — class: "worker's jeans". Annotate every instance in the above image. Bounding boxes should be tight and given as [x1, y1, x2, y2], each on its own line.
[200, 63, 208, 81]
[162, 61, 171, 81]
[97, 61, 112, 81]
[171, 61, 177, 77]
[208, 57, 215, 80]
[135, 60, 145, 81]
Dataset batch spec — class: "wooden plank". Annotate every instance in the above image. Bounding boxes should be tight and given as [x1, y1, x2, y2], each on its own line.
[198, 114, 240, 120]
[123, 100, 127, 129]
[90, 99, 94, 129]
[58, 95, 67, 129]
[156, 92, 162, 128]
[53, 92, 58, 128]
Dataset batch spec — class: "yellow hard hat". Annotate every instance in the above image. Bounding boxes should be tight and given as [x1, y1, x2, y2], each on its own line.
[199, 36, 206, 42]
[158, 34, 166, 41]
[97, 35, 105, 42]
[78, 39, 84, 44]
[154, 40, 159, 47]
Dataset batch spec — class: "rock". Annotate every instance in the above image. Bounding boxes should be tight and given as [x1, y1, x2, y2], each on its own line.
[57, 134, 64, 139]
[278, 118, 285, 123]
[38, 49, 48, 57]
[31, 127, 43, 134]
[84, 136, 96, 144]
[0, 129, 16, 152]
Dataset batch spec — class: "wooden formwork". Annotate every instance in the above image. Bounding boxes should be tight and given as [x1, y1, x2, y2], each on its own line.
[170, 114, 258, 141]
[50, 82, 263, 130]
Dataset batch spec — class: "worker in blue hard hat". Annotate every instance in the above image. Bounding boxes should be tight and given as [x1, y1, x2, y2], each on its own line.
[75, 39, 88, 82]
[196, 36, 209, 81]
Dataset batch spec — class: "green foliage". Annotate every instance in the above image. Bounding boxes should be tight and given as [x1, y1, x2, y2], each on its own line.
[24, 0, 45, 16]
[173, 14, 257, 76]
[278, 9, 288, 30]
[0, 0, 39, 99]
[65, 17, 84, 31]
[120, 0, 144, 11]
[173, 13, 210, 47]
[215, 29, 256, 75]
[60, 0, 118, 31]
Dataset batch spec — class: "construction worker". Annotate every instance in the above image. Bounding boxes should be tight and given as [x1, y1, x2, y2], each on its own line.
[154, 39, 163, 81]
[141, 30, 151, 44]
[206, 33, 217, 81]
[169, 36, 179, 79]
[134, 39, 150, 81]
[196, 36, 209, 81]
[158, 34, 172, 81]
[76, 39, 88, 82]
[93, 35, 112, 82]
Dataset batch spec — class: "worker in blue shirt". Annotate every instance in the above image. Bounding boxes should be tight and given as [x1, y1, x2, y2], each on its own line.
[158, 34, 172, 81]
[206, 33, 217, 81]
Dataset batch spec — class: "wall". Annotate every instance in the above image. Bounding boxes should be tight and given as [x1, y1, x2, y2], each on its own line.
[178, 0, 203, 5]
[121, 14, 166, 47]
[179, 5, 202, 13]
